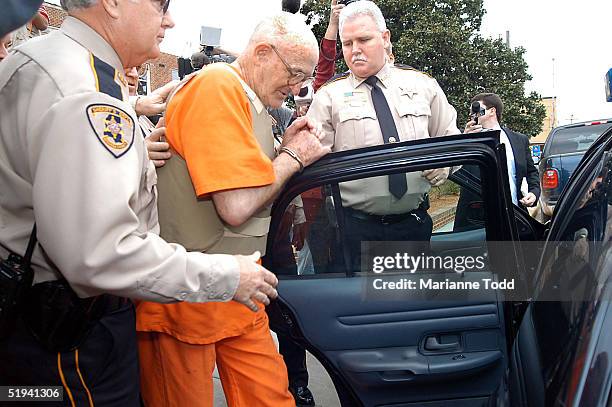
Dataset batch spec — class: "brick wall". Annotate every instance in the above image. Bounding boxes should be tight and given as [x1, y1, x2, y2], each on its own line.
[44, 2, 67, 28]
[147, 53, 178, 91]
[43, 2, 176, 92]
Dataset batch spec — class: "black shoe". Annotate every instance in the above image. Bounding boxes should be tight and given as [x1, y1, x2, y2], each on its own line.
[290, 385, 315, 406]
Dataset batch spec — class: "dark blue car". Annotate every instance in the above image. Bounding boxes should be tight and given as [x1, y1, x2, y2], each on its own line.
[539, 119, 612, 219]
[263, 128, 612, 406]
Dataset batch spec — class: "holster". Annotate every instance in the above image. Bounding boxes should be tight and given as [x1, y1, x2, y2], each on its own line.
[22, 280, 124, 352]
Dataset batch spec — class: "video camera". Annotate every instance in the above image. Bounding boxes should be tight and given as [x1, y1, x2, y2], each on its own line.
[470, 101, 486, 124]
[203, 46, 237, 65]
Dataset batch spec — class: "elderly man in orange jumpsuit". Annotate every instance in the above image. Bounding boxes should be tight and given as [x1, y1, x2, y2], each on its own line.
[136, 12, 329, 407]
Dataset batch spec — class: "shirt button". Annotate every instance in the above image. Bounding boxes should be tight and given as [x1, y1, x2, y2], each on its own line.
[389, 136, 397, 142]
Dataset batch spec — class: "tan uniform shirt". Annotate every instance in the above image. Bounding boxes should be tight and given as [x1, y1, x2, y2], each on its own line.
[0, 17, 240, 303]
[307, 63, 460, 215]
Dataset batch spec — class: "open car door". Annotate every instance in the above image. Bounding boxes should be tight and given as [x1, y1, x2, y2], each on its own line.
[264, 131, 534, 406]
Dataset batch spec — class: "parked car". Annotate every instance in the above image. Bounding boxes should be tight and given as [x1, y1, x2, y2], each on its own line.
[539, 119, 612, 219]
[262, 129, 612, 406]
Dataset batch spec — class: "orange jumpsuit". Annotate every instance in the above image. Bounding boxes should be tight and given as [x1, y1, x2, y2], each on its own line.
[136, 64, 294, 407]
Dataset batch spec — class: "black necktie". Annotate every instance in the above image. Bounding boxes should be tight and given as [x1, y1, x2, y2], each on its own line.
[365, 76, 407, 199]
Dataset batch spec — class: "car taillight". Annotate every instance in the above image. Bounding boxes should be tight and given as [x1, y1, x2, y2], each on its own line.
[542, 169, 559, 189]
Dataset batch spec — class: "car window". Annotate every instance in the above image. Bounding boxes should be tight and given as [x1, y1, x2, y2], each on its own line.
[532, 150, 612, 401]
[268, 164, 487, 277]
[548, 123, 612, 155]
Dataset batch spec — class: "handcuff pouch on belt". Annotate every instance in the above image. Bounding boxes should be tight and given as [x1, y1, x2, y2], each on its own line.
[0, 224, 118, 352]
[0, 224, 36, 339]
[23, 280, 109, 352]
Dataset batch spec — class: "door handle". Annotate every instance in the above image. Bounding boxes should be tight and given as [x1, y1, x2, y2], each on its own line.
[425, 336, 460, 351]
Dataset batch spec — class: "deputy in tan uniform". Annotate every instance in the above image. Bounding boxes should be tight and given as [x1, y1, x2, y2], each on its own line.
[306, 0, 460, 269]
[0, 0, 277, 404]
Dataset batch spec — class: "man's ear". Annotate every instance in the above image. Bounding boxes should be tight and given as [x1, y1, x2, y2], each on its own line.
[253, 43, 272, 63]
[99, 0, 121, 19]
[382, 29, 391, 47]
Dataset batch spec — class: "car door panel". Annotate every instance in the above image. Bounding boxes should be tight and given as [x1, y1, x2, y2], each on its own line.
[265, 132, 525, 406]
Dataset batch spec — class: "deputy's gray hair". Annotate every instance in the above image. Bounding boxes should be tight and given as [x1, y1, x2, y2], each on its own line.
[339, 0, 387, 35]
[60, 0, 98, 11]
[248, 12, 318, 54]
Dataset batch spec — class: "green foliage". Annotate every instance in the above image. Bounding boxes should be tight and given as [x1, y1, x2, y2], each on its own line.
[301, 0, 546, 136]
[430, 181, 460, 199]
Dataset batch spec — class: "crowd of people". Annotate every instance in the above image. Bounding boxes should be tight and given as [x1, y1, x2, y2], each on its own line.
[0, 0, 539, 406]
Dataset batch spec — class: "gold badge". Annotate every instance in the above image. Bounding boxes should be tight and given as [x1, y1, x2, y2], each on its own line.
[86, 104, 135, 158]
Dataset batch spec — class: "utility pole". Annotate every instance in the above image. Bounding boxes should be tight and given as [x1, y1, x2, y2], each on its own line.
[552, 58, 557, 127]
[505, 30, 510, 47]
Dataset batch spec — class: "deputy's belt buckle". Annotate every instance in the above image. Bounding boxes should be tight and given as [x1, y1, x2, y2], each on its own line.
[380, 214, 394, 225]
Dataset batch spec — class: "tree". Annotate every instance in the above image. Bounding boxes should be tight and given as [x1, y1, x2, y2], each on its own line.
[301, 0, 546, 136]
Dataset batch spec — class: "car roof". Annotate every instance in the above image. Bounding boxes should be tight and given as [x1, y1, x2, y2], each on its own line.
[552, 119, 612, 131]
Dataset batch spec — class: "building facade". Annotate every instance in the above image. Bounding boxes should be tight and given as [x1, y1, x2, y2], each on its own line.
[532, 96, 558, 144]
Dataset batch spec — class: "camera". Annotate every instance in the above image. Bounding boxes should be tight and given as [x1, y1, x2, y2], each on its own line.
[294, 84, 313, 108]
[470, 101, 485, 124]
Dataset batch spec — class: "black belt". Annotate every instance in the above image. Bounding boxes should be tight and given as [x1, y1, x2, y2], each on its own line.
[345, 206, 426, 225]
[95, 294, 131, 314]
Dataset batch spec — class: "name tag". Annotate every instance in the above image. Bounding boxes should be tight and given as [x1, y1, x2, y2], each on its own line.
[344, 91, 368, 107]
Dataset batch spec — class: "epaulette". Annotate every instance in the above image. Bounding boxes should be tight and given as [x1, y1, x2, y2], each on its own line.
[393, 63, 433, 79]
[89, 53, 123, 101]
[319, 71, 350, 89]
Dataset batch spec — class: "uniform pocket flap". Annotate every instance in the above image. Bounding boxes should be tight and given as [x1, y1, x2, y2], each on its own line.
[396, 102, 431, 118]
[338, 108, 377, 123]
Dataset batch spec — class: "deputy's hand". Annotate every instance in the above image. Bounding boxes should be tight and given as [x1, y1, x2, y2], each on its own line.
[281, 117, 331, 168]
[292, 222, 307, 251]
[135, 80, 179, 117]
[422, 167, 450, 186]
[464, 120, 483, 134]
[233, 252, 279, 312]
[145, 126, 171, 167]
[520, 192, 537, 207]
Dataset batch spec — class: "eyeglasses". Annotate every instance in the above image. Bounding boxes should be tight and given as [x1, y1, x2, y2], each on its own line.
[269, 44, 314, 87]
[152, 0, 170, 14]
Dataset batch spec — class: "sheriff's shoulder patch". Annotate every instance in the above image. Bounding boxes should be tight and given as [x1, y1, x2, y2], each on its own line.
[86, 104, 135, 158]
[319, 71, 350, 89]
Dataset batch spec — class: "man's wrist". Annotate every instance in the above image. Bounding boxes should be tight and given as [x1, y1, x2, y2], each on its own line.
[279, 147, 304, 173]
[130, 95, 142, 115]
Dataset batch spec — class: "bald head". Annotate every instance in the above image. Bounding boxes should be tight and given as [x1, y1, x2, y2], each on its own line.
[247, 12, 318, 57]
[237, 12, 318, 108]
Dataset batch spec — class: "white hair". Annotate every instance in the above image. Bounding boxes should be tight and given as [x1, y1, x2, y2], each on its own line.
[60, 0, 98, 10]
[248, 12, 318, 54]
[339, 0, 387, 35]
